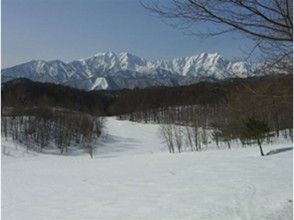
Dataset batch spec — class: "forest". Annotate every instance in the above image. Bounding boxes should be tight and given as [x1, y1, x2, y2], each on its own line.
[1, 74, 293, 156]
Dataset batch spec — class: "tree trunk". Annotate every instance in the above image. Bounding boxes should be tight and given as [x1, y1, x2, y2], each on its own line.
[257, 139, 264, 156]
[227, 141, 231, 150]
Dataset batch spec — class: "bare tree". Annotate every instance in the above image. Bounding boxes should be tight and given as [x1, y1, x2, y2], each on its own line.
[192, 123, 201, 151]
[83, 133, 94, 158]
[185, 126, 195, 151]
[200, 127, 209, 150]
[143, 0, 292, 42]
[143, 0, 293, 73]
[2, 117, 8, 141]
[289, 128, 293, 142]
[211, 130, 220, 149]
[160, 124, 175, 153]
[174, 125, 183, 152]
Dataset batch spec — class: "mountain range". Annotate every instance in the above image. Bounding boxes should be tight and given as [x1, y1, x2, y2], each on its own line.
[1, 52, 255, 90]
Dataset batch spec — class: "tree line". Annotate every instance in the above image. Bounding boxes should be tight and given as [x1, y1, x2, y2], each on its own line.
[4, 75, 291, 116]
[2, 106, 103, 158]
[2, 74, 292, 156]
[119, 74, 293, 156]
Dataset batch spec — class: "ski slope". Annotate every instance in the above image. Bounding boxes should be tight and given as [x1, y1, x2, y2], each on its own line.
[2, 117, 293, 220]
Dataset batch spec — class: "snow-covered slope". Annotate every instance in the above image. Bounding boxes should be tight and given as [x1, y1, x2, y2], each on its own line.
[2, 52, 254, 90]
[2, 117, 293, 220]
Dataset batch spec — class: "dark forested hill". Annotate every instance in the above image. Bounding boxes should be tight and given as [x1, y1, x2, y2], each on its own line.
[2, 74, 292, 117]
[1, 78, 116, 115]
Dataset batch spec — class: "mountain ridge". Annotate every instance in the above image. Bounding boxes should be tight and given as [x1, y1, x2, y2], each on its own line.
[2, 51, 254, 90]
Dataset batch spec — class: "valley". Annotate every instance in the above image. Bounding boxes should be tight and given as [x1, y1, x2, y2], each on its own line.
[2, 117, 293, 220]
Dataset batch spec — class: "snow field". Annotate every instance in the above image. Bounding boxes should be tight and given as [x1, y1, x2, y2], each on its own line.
[2, 117, 293, 220]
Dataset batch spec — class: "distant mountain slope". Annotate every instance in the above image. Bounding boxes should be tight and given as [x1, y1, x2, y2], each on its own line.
[2, 52, 254, 90]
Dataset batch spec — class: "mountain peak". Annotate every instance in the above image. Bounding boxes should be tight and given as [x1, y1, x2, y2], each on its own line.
[119, 52, 144, 61]
[1, 51, 254, 91]
[94, 51, 117, 57]
[198, 52, 220, 59]
[119, 52, 132, 57]
[118, 52, 141, 58]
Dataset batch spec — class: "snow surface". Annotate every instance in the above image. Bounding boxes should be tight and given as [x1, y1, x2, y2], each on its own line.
[2, 117, 293, 220]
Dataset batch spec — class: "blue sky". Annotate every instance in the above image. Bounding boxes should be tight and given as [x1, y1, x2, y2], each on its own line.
[2, 0, 256, 68]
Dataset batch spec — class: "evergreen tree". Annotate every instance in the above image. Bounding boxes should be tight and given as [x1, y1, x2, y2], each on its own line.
[241, 118, 270, 156]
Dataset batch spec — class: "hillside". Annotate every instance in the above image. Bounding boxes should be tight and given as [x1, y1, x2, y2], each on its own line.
[2, 117, 293, 220]
[2, 74, 292, 117]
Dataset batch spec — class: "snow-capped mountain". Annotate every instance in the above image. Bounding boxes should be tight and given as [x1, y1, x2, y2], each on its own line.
[1, 52, 254, 90]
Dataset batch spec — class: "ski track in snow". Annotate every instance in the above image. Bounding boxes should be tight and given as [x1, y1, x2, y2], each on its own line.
[2, 117, 293, 220]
